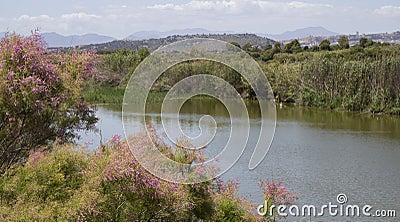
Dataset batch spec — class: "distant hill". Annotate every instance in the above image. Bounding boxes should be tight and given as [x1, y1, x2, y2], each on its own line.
[126, 28, 234, 40]
[74, 33, 275, 51]
[42, 32, 116, 47]
[263, 27, 339, 41]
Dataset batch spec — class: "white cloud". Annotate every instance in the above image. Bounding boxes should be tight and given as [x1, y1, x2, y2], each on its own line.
[61, 12, 102, 20]
[18, 14, 51, 21]
[287, 1, 332, 9]
[147, 0, 332, 14]
[184, 1, 237, 10]
[148, 0, 244, 12]
[148, 3, 184, 10]
[374, 6, 400, 17]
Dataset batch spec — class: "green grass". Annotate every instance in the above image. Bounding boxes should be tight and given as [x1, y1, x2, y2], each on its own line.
[83, 86, 125, 104]
[83, 86, 172, 104]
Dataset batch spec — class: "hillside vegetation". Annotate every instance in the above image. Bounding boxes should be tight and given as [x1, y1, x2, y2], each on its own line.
[85, 37, 400, 115]
[73, 33, 274, 51]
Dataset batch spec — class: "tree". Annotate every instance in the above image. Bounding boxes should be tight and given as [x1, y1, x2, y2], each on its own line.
[242, 42, 262, 58]
[338, 36, 350, 49]
[229, 42, 241, 49]
[283, 39, 302, 54]
[319, 39, 331, 51]
[137, 47, 150, 59]
[260, 44, 276, 61]
[241, 42, 253, 52]
[272, 42, 282, 53]
[359, 37, 368, 47]
[261, 49, 274, 61]
[0, 33, 98, 173]
[359, 37, 374, 48]
[264, 44, 272, 50]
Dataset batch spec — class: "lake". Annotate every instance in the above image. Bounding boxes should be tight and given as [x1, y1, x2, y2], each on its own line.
[78, 100, 400, 221]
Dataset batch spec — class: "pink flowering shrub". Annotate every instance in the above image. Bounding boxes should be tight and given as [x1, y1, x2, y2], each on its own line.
[259, 179, 299, 221]
[0, 132, 264, 221]
[82, 135, 195, 221]
[0, 32, 97, 173]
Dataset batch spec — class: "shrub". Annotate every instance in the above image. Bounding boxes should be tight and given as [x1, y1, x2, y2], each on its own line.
[0, 32, 98, 173]
[261, 46, 400, 114]
[0, 144, 88, 221]
[259, 179, 299, 222]
[0, 133, 263, 221]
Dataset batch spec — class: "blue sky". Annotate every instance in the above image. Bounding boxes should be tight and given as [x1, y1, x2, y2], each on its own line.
[1, 0, 399, 38]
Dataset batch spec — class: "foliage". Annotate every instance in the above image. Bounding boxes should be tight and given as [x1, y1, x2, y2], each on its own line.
[153, 60, 255, 99]
[283, 39, 303, 54]
[83, 37, 400, 115]
[259, 179, 299, 222]
[360, 37, 374, 48]
[0, 144, 88, 221]
[212, 179, 262, 222]
[319, 39, 331, 51]
[0, 32, 97, 173]
[0, 133, 262, 221]
[81, 48, 149, 104]
[82, 86, 125, 104]
[261, 45, 400, 114]
[94, 48, 149, 87]
[338, 36, 350, 49]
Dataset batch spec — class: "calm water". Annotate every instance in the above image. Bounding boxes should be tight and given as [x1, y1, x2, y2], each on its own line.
[78, 100, 400, 221]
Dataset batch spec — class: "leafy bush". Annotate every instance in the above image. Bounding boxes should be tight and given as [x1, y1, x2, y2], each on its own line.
[0, 32, 97, 173]
[0, 145, 88, 221]
[212, 179, 261, 222]
[261, 46, 400, 114]
[259, 179, 299, 222]
[0, 133, 263, 221]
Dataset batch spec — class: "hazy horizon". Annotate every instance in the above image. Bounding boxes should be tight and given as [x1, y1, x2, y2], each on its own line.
[1, 0, 399, 39]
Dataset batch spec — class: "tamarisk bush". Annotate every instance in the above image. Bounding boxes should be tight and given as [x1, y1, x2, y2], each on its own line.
[0, 32, 97, 173]
[259, 179, 299, 222]
[0, 133, 263, 221]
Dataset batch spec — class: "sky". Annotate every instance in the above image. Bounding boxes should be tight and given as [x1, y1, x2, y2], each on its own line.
[0, 0, 399, 39]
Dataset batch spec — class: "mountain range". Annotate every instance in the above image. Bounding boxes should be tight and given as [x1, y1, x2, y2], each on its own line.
[0, 27, 342, 47]
[262, 27, 339, 41]
[41, 32, 116, 47]
[0, 32, 116, 47]
[76, 33, 275, 52]
[126, 28, 234, 40]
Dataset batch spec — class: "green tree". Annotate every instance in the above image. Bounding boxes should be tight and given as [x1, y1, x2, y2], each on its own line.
[229, 42, 241, 49]
[261, 49, 274, 61]
[272, 42, 281, 53]
[359, 37, 374, 48]
[359, 37, 368, 47]
[283, 39, 303, 54]
[264, 44, 272, 50]
[319, 39, 331, 51]
[241, 42, 253, 52]
[137, 47, 150, 59]
[338, 36, 350, 49]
